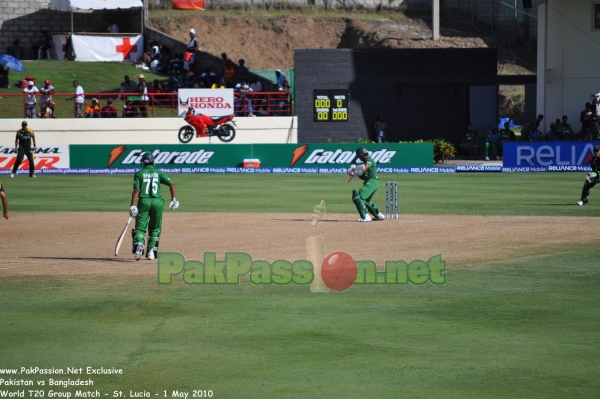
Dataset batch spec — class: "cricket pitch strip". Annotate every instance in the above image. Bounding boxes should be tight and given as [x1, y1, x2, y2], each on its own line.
[0, 212, 595, 277]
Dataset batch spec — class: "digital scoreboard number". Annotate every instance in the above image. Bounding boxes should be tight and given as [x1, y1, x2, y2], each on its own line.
[313, 89, 349, 122]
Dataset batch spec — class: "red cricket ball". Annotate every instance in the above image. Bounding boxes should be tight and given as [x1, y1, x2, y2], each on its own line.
[321, 251, 357, 291]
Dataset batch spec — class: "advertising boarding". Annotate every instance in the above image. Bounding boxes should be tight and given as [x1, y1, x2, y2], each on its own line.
[69, 143, 433, 172]
[503, 142, 600, 172]
[0, 145, 70, 171]
[178, 89, 234, 117]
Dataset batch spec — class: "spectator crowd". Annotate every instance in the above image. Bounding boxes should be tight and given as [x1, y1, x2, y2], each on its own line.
[2, 25, 293, 118]
[459, 105, 600, 160]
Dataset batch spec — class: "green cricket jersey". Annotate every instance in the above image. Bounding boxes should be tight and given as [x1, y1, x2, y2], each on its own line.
[520, 119, 539, 140]
[0, 182, 4, 193]
[500, 128, 515, 141]
[359, 156, 378, 182]
[15, 128, 35, 152]
[463, 130, 478, 142]
[560, 123, 574, 140]
[133, 165, 172, 198]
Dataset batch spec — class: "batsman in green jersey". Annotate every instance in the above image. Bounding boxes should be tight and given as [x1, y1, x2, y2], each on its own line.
[129, 152, 179, 261]
[348, 147, 385, 222]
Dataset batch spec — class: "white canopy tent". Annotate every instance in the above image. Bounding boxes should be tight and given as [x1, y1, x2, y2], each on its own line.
[48, 0, 144, 33]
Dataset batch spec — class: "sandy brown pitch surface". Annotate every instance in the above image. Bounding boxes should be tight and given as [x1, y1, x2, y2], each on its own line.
[0, 212, 594, 276]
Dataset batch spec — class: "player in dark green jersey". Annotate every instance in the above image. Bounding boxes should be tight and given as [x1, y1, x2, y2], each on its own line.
[11, 121, 36, 178]
[0, 182, 8, 219]
[577, 145, 600, 206]
[129, 152, 179, 261]
[348, 147, 385, 222]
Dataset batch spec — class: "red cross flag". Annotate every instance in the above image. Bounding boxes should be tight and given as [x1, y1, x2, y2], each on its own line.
[70, 34, 143, 62]
[116, 38, 139, 60]
[52, 35, 69, 61]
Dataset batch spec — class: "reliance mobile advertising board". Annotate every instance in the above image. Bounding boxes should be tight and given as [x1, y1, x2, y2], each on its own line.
[69, 143, 433, 172]
[502, 142, 600, 172]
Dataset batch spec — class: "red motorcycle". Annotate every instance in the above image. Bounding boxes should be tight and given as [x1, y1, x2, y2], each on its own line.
[178, 108, 237, 143]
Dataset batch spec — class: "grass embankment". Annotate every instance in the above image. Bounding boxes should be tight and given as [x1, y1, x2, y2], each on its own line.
[0, 61, 168, 118]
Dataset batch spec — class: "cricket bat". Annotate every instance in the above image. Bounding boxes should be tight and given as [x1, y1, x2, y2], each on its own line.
[114, 216, 132, 256]
[346, 165, 355, 184]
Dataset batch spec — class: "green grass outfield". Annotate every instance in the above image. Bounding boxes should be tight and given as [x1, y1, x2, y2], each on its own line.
[3, 172, 600, 216]
[1, 173, 599, 398]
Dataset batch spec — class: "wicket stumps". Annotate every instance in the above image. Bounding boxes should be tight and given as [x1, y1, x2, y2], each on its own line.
[385, 181, 399, 219]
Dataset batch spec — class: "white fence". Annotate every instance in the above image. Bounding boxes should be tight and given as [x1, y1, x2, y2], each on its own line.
[0, 117, 298, 145]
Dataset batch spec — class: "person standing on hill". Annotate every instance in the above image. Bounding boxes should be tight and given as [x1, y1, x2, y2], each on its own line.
[184, 29, 199, 71]
[223, 59, 235, 88]
[39, 80, 55, 118]
[66, 80, 84, 118]
[23, 81, 39, 119]
[138, 74, 149, 117]
[275, 69, 287, 89]
[238, 59, 250, 85]
[117, 75, 138, 101]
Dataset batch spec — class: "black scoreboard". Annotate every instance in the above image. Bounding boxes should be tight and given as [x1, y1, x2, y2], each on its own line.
[313, 89, 349, 122]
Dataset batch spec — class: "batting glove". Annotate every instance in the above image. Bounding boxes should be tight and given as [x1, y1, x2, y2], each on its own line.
[129, 205, 138, 217]
[586, 172, 597, 183]
[347, 165, 355, 175]
[170, 198, 179, 211]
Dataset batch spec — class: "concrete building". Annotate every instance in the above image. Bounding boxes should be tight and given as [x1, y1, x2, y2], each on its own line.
[295, 48, 498, 143]
[0, 0, 142, 60]
[536, 0, 600, 133]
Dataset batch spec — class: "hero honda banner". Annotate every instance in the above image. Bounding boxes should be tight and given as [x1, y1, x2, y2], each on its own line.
[69, 143, 433, 169]
[503, 142, 600, 170]
[178, 89, 234, 117]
